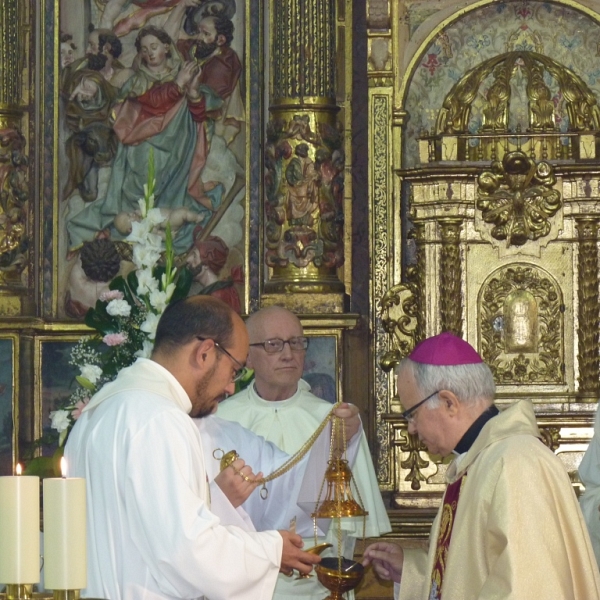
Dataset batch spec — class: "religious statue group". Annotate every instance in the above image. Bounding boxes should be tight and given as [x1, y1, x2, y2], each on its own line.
[59, 0, 244, 317]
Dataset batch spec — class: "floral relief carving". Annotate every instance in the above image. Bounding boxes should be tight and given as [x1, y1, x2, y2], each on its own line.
[0, 126, 29, 278]
[477, 152, 561, 247]
[380, 283, 419, 372]
[539, 426, 560, 451]
[399, 429, 430, 491]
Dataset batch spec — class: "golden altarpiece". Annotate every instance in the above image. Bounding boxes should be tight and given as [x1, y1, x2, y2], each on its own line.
[2, 0, 600, 597]
[367, 0, 600, 555]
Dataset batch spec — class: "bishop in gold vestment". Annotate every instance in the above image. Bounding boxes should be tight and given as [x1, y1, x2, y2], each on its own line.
[364, 333, 600, 600]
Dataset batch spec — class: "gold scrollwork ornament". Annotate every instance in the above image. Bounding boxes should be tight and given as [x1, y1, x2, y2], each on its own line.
[477, 151, 561, 247]
[399, 429, 430, 491]
[379, 283, 419, 372]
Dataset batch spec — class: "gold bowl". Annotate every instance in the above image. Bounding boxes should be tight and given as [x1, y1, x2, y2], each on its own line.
[294, 542, 333, 579]
[305, 542, 333, 555]
[315, 556, 364, 600]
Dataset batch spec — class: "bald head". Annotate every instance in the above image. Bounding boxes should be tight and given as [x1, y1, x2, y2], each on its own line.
[245, 306, 306, 401]
[246, 306, 303, 343]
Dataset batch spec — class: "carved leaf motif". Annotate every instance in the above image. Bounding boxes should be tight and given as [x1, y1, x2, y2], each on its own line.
[539, 426, 561, 451]
[379, 283, 419, 372]
[477, 152, 562, 247]
[399, 429, 430, 491]
[0, 126, 28, 275]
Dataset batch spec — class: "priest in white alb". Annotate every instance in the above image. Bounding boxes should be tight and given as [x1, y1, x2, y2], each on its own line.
[65, 297, 322, 600]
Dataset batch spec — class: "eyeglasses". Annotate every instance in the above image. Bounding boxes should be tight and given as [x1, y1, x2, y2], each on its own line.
[197, 337, 246, 382]
[400, 390, 440, 423]
[249, 337, 309, 354]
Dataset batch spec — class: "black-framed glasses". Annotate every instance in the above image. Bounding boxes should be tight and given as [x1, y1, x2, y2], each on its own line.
[197, 336, 246, 382]
[249, 337, 309, 354]
[400, 390, 440, 423]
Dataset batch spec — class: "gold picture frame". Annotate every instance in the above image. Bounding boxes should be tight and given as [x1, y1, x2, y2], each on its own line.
[0, 333, 19, 474]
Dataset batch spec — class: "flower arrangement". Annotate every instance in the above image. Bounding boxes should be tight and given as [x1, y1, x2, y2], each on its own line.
[28, 152, 192, 473]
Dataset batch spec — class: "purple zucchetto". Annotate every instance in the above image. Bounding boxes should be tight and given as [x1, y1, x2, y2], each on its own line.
[409, 332, 483, 366]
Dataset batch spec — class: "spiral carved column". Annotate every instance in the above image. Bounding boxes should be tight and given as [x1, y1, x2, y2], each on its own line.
[576, 218, 600, 400]
[0, 0, 30, 314]
[408, 220, 426, 345]
[263, 0, 346, 312]
[439, 219, 463, 337]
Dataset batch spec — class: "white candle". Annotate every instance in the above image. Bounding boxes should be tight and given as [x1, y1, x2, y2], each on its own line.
[42, 457, 86, 590]
[0, 464, 40, 584]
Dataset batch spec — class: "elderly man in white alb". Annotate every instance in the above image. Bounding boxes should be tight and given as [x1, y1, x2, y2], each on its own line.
[218, 305, 391, 600]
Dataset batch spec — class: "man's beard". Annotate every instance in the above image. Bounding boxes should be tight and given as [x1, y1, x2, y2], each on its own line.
[86, 52, 108, 71]
[192, 364, 225, 418]
[195, 40, 218, 60]
[188, 262, 204, 278]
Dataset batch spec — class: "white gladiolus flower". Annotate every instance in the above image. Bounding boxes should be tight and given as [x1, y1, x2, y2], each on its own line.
[106, 298, 132, 317]
[137, 198, 147, 218]
[137, 268, 160, 296]
[80, 364, 103, 384]
[50, 410, 71, 433]
[164, 282, 176, 302]
[133, 244, 162, 270]
[141, 312, 161, 340]
[149, 289, 169, 313]
[146, 208, 166, 229]
[146, 231, 163, 250]
[127, 219, 152, 244]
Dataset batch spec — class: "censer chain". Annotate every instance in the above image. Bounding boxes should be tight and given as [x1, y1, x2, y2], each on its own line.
[216, 402, 342, 498]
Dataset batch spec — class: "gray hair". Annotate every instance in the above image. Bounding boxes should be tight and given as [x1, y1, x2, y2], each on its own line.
[397, 358, 495, 409]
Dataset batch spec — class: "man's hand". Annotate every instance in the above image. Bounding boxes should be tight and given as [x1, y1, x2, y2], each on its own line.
[332, 402, 361, 441]
[278, 530, 321, 576]
[175, 61, 199, 90]
[362, 542, 404, 583]
[214, 458, 262, 508]
[187, 66, 204, 101]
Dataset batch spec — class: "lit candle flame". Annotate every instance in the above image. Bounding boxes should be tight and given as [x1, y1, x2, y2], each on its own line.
[60, 456, 67, 479]
[16, 463, 22, 476]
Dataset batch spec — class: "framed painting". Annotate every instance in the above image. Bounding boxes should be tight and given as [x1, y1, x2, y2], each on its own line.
[43, 0, 263, 318]
[0, 335, 18, 475]
[302, 329, 342, 404]
[34, 335, 86, 453]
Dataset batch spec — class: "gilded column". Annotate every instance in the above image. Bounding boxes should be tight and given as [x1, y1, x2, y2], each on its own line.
[439, 219, 463, 337]
[0, 0, 30, 314]
[263, 0, 345, 312]
[408, 219, 426, 345]
[576, 218, 600, 400]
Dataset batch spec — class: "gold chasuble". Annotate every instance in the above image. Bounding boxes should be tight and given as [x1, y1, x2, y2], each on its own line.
[397, 400, 600, 600]
[430, 475, 466, 600]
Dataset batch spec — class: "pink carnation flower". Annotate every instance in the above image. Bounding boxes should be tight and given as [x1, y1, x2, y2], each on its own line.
[71, 397, 91, 420]
[103, 332, 128, 346]
[99, 290, 124, 302]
